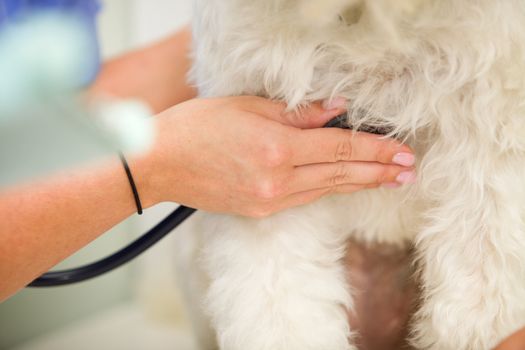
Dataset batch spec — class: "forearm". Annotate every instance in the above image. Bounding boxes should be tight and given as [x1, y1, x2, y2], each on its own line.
[0, 156, 153, 302]
[0, 95, 414, 302]
[90, 27, 197, 113]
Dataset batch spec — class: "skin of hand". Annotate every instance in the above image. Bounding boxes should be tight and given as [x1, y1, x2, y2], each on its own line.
[0, 95, 413, 302]
[88, 28, 523, 347]
[494, 328, 525, 350]
[8, 26, 515, 349]
[133, 96, 416, 218]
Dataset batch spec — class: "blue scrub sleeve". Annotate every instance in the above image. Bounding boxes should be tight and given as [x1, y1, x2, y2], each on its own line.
[0, 0, 102, 85]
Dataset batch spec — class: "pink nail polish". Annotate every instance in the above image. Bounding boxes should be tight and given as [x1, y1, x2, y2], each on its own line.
[396, 171, 417, 184]
[322, 97, 347, 110]
[382, 182, 401, 189]
[393, 153, 416, 167]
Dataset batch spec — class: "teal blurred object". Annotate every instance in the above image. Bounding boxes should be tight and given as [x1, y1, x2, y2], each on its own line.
[0, 12, 94, 115]
[0, 11, 154, 187]
[0, 0, 102, 86]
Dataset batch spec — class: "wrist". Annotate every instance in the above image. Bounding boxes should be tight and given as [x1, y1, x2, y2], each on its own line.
[126, 149, 162, 210]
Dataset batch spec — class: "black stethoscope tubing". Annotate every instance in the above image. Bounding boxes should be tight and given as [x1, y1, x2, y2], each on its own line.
[28, 206, 196, 287]
[27, 115, 353, 288]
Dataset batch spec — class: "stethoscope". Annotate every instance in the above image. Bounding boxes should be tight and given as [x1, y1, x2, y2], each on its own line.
[28, 115, 354, 288]
[29, 205, 196, 287]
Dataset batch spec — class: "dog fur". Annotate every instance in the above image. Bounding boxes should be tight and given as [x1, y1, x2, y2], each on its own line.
[178, 0, 525, 349]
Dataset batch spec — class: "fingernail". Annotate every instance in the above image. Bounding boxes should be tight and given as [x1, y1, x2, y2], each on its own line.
[322, 97, 347, 110]
[382, 182, 401, 189]
[393, 153, 416, 167]
[396, 171, 417, 184]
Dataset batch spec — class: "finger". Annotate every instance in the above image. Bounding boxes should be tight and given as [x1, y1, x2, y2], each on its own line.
[239, 96, 347, 129]
[287, 162, 412, 194]
[276, 183, 380, 212]
[291, 128, 414, 166]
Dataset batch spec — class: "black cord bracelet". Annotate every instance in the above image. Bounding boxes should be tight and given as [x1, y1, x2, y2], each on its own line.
[119, 152, 143, 215]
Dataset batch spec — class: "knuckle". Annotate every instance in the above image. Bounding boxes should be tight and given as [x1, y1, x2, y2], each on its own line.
[253, 178, 282, 200]
[335, 138, 354, 161]
[375, 143, 391, 163]
[327, 185, 339, 195]
[377, 167, 392, 183]
[259, 140, 290, 168]
[329, 163, 353, 186]
[287, 107, 309, 126]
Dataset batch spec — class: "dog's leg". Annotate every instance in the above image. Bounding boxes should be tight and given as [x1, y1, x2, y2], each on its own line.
[411, 157, 525, 350]
[201, 205, 355, 350]
[174, 212, 219, 350]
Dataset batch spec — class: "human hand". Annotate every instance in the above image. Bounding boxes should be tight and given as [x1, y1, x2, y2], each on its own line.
[136, 96, 415, 217]
[494, 328, 525, 350]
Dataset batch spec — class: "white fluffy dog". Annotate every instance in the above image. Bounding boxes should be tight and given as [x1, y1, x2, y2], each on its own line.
[177, 0, 525, 349]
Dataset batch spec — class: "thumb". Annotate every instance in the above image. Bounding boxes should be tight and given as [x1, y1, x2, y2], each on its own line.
[245, 96, 348, 129]
[285, 97, 348, 129]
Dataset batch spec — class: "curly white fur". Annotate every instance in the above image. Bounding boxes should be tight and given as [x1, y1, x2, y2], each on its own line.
[177, 0, 525, 349]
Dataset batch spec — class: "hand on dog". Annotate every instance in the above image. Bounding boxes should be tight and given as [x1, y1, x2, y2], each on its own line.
[135, 96, 415, 217]
[494, 328, 525, 350]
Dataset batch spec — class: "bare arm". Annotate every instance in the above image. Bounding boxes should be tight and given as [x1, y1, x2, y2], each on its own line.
[0, 96, 415, 302]
[0, 27, 196, 301]
[0, 156, 153, 301]
[0, 24, 416, 301]
[89, 26, 196, 113]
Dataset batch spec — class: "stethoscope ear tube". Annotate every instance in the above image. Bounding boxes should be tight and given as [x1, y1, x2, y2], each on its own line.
[28, 206, 196, 287]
